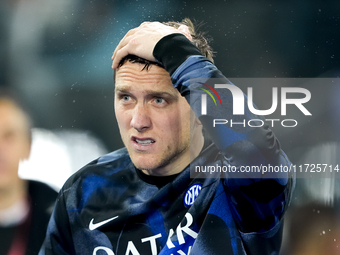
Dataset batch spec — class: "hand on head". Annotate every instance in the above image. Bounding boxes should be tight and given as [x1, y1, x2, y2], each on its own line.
[111, 21, 192, 69]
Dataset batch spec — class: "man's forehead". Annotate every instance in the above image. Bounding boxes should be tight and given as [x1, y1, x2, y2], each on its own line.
[115, 62, 175, 94]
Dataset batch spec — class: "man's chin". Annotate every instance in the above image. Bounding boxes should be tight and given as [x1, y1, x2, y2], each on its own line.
[131, 156, 173, 175]
[131, 157, 159, 172]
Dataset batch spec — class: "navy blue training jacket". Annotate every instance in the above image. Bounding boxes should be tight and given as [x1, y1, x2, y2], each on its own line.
[39, 33, 295, 255]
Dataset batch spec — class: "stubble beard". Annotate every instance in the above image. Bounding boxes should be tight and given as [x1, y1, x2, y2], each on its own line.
[128, 138, 190, 175]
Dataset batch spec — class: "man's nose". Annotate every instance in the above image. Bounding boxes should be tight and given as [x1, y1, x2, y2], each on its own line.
[130, 104, 152, 133]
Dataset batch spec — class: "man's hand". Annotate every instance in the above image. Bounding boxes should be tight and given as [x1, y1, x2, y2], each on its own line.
[111, 21, 192, 69]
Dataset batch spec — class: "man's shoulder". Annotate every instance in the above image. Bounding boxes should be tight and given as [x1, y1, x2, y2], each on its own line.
[62, 147, 132, 190]
[96, 147, 130, 165]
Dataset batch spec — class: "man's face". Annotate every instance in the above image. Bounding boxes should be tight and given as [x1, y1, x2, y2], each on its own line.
[114, 62, 202, 176]
[0, 101, 30, 189]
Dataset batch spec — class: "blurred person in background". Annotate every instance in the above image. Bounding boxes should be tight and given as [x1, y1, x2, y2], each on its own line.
[0, 90, 57, 255]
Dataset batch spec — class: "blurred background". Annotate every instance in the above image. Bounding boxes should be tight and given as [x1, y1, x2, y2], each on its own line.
[1, 0, 340, 253]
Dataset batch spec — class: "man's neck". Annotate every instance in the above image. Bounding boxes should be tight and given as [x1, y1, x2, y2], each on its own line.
[140, 154, 190, 177]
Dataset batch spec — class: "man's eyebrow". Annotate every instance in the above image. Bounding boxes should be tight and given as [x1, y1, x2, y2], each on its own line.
[144, 90, 178, 100]
[115, 86, 178, 100]
[114, 86, 130, 93]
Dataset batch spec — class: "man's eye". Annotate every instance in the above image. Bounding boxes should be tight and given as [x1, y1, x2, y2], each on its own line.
[154, 98, 165, 104]
[122, 95, 131, 101]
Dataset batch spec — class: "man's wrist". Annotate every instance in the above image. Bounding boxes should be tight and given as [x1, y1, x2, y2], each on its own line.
[153, 33, 202, 76]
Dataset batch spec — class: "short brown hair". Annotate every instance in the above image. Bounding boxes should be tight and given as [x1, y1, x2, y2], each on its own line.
[163, 18, 214, 63]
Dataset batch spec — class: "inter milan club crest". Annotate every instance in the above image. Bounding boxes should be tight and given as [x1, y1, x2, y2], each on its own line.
[184, 184, 202, 207]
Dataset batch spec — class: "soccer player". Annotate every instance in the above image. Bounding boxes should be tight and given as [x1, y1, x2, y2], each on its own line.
[39, 19, 294, 255]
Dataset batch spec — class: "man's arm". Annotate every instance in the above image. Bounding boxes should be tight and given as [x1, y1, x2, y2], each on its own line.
[153, 30, 295, 255]
[153, 32, 294, 234]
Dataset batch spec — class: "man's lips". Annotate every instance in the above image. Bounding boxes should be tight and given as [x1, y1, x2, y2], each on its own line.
[131, 136, 156, 145]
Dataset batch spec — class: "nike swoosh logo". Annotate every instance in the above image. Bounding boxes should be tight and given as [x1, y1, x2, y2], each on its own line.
[89, 216, 119, 231]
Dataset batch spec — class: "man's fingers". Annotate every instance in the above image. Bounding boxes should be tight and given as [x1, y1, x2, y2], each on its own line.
[112, 36, 144, 69]
[112, 32, 136, 63]
[112, 28, 137, 60]
[112, 21, 183, 69]
[139, 21, 151, 27]
[112, 45, 130, 69]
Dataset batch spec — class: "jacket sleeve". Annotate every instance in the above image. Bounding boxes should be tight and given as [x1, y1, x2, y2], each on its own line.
[153, 34, 295, 235]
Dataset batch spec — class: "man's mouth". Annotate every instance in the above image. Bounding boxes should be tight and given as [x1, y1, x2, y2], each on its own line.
[132, 137, 155, 145]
